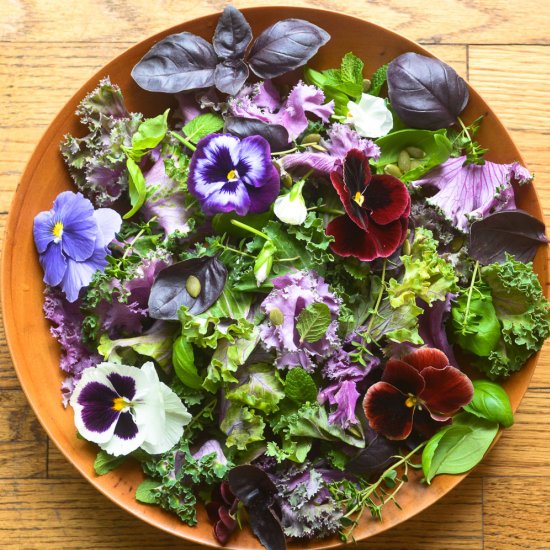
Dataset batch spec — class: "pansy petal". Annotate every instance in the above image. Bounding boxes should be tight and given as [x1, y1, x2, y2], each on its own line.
[383, 359, 425, 395]
[106, 371, 137, 401]
[247, 166, 280, 213]
[403, 348, 450, 372]
[237, 135, 273, 188]
[101, 412, 145, 457]
[33, 210, 56, 253]
[326, 214, 377, 261]
[413, 407, 451, 439]
[202, 181, 252, 216]
[61, 245, 109, 302]
[364, 217, 409, 258]
[40, 243, 67, 287]
[94, 208, 122, 248]
[363, 382, 414, 440]
[365, 175, 411, 225]
[420, 365, 474, 416]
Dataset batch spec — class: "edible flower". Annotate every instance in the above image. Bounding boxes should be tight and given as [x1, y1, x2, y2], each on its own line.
[326, 149, 411, 261]
[188, 133, 280, 216]
[413, 156, 531, 232]
[363, 348, 474, 440]
[274, 180, 308, 225]
[33, 191, 121, 302]
[345, 93, 393, 138]
[70, 361, 191, 456]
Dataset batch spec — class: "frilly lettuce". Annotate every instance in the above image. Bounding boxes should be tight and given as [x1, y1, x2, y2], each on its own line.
[220, 404, 266, 450]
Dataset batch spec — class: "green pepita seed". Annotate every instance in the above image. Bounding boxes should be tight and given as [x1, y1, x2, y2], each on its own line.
[402, 238, 411, 256]
[269, 307, 285, 326]
[301, 133, 322, 145]
[409, 159, 423, 170]
[384, 164, 403, 178]
[450, 235, 466, 253]
[185, 275, 201, 298]
[398, 150, 411, 173]
[405, 146, 426, 159]
[281, 172, 293, 189]
[362, 78, 372, 92]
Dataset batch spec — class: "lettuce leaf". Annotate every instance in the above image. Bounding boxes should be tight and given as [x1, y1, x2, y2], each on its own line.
[220, 404, 266, 450]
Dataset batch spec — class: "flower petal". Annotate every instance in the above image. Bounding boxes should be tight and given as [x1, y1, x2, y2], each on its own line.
[33, 210, 56, 254]
[40, 243, 67, 287]
[202, 181, 252, 216]
[61, 244, 108, 302]
[247, 168, 280, 213]
[365, 175, 411, 225]
[106, 371, 137, 401]
[413, 407, 451, 439]
[94, 208, 122, 248]
[403, 347, 450, 372]
[420, 365, 474, 416]
[363, 382, 414, 440]
[100, 412, 145, 456]
[346, 94, 393, 138]
[383, 358, 425, 395]
[236, 135, 273, 188]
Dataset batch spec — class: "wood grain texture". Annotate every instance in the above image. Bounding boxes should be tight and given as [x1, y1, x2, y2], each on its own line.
[0, 1, 549, 549]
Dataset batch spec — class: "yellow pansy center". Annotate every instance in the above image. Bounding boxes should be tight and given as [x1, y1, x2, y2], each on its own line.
[227, 169, 239, 182]
[52, 221, 64, 243]
[405, 395, 418, 408]
[112, 397, 131, 412]
[353, 191, 365, 207]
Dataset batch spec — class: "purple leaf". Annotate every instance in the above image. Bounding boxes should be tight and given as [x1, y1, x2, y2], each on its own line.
[248, 19, 330, 79]
[469, 209, 549, 264]
[214, 59, 249, 96]
[148, 256, 227, 319]
[213, 5, 252, 59]
[131, 33, 217, 93]
[224, 116, 289, 152]
[387, 52, 469, 129]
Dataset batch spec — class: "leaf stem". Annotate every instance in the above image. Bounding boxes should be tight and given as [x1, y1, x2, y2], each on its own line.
[461, 260, 480, 335]
[170, 131, 197, 152]
[230, 219, 270, 241]
[362, 259, 387, 339]
[271, 147, 298, 156]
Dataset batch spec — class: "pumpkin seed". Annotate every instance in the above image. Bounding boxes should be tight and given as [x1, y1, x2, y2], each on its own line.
[185, 275, 202, 298]
[405, 146, 426, 159]
[362, 78, 372, 92]
[269, 307, 285, 326]
[301, 133, 321, 145]
[398, 150, 411, 173]
[384, 164, 403, 178]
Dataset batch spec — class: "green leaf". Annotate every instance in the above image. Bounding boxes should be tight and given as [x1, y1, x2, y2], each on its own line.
[172, 336, 203, 390]
[94, 450, 125, 476]
[285, 367, 318, 404]
[132, 109, 169, 151]
[124, 157, 147, 219]
[422, 414, 499, 484]
[373, 129, 452, 182]
[463, 380, 514, 428]
[340, 52, 364, 87]
[183, 113, 224, 144]
[296, 302, 332, 343]
[220, 405, 266, 450]
[368, 64, 388, 96]
[135, 479, 160, 504]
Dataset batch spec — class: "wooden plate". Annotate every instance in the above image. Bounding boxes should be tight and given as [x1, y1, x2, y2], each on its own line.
[2, 7, 547, 549]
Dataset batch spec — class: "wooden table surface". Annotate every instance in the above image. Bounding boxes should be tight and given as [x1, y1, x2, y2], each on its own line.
[1, 1, 550, 549]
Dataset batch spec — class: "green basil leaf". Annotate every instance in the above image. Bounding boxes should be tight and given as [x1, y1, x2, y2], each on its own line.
[423, 414, 499, 484]
[463, 380, 514, 428]
[135, 479, 160, 504]
[172, 336, 203, 389]
[132, 109, 169, 151]
[94, 450, 125, 476]
[183, 113, 224, 144]
[296, 302, 331, 343]
[285, 367, 318, 404]
[421, 424, 454, 480]
[124, 157, 147, 219]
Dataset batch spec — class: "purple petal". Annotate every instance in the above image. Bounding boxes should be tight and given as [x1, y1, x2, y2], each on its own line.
[94, 208, 122, 248]
[113, 411, 139, 440]
[55, 191, 98, 261]
[237, 135, 274, 188]
[324, 123, 380, 160]
[202, 181, 251, 216]
[106, 372, 137, 400]
[40, 243, 67, 287]
[246, 168, 280, 213]
[33, 210, 56, 254]
[281, 151, 337, 175]
[61, 245, 108, 302]
[77, 380, 120, 434]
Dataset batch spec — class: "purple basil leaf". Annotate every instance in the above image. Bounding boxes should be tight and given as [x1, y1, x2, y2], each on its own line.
[387, 52, 469, 130]
[214, 59, 249, 96]
[148, 256, 227, 319]
[131, 33, 217, 93]
[469, 209, 549, 265]
[248, 19, 330, 79]
[224, 116, 289, 151]
[213, 5, 253, 59]
[248, 507, 286, 550]
[346, 433, 400, 477]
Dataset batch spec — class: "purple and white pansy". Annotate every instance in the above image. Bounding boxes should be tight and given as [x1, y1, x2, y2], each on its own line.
[70, 361, 191, 456]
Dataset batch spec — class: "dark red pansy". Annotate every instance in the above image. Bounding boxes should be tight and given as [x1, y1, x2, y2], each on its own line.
[363, 347, 474, 441]
[326, 149, 411, 261]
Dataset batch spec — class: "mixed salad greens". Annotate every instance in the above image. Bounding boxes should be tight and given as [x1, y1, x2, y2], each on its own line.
[33, 6, 549, 549]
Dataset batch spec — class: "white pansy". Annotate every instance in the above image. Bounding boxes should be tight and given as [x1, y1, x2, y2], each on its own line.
[345, 93, 393, 138]
[70, 361, 191, 456]
[274, 180, 308, 225]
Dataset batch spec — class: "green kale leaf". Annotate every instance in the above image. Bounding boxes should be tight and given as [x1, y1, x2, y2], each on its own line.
[220, 404, 266, 450]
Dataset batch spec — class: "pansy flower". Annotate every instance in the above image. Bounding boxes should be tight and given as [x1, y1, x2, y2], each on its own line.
[326, 149, 411, 261]
[345, 93, 393, 138]
[70, 361, 191, 456]
[188, 133, 280, 216]
[33, 191, 121, 302]
[363, 348, 474, 440]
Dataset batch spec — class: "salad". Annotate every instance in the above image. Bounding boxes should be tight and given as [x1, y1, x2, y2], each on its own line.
[32, 6, 550, 550]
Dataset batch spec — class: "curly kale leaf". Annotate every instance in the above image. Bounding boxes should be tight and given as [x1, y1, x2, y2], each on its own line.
[479, 256, 550, 378]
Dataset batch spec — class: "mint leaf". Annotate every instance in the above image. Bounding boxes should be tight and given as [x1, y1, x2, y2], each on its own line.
[132, 109, 169, 151]
[463, 380, 514, 428]
[369, 64, 388, 96]
[124, 157, 147, 219]
[285, 367, 318, 404]
[341, 52, 364, 85]
[183, 113, 224, 143]
[94, 450, 125, 476]
[135, 479, 160, 504]
[296, 302, 331, 343]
